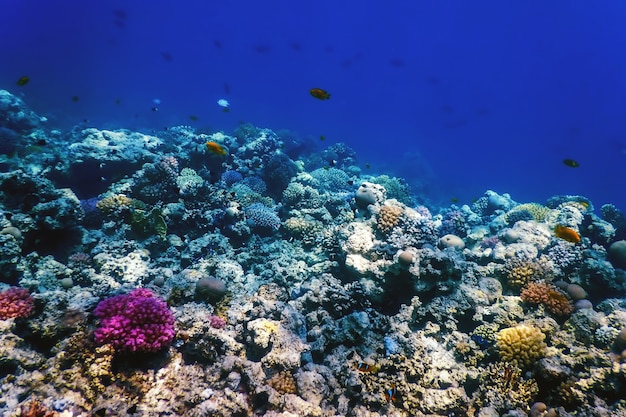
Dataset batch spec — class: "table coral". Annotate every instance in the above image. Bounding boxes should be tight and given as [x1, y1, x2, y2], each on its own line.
[506, 203, 552, 223]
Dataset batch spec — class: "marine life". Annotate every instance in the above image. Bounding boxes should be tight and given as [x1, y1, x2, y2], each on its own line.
[310, 88, 331, 100]
[320, 135, 326, 141]
[563, 158, 580, 168]
[217, 99, 230, 111]
[384, 386, 397, 402]
[1, 82, 626, 416]
[16, 76, 29, 86]
[71, 95, 79, 102]
[554, 225, 581, 243]
[205, 141, 227, 156]
[355, 362, 378, 372]
[189, 115, 199, 121]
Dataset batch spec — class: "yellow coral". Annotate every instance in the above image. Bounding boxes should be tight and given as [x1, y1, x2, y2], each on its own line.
[506, 203, 552, 223]
[502, 255, 553, 289]
[96, 194, 141, 213]
[496, 325, 546, 368]
[377, 204, 403, 233]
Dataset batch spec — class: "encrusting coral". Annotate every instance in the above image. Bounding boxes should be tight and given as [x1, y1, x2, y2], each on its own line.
[502, 255, 553, 289]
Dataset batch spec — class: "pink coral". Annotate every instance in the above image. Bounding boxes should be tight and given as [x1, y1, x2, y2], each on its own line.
[208, 315, 226, 329]
[0, 287, 34, 320]
[93, 288, 175, 352]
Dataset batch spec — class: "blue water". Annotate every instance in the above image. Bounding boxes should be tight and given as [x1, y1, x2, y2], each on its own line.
[3, 1, 626, 210]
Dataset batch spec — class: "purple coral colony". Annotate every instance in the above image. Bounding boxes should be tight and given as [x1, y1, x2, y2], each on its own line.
[2, 88, 626, 417]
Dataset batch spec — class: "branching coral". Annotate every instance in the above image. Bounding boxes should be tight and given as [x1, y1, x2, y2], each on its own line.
[471, 362, 538, 412]
[268, 371, 298, 394]
[502, 255, 553, 289]
[0, 287, 34, 320]
[521, 281, 573, 316]
[16, 399, 57, 417]
[496, 325, 547, 368]
[93, 288, 175, 352]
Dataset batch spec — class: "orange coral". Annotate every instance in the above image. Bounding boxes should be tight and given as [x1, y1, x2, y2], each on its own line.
[18, 399, 57, 417]
[521, 281, 574, 316]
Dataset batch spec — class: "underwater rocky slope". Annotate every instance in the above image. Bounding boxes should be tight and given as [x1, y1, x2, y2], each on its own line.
[1, 89, 626, 417]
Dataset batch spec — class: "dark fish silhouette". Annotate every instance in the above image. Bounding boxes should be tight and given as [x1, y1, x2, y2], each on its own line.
[563, 159, 580, 168]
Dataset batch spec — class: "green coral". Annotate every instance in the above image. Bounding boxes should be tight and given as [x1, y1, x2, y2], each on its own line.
[371, 175, 414, 206]
[130, 207, 167, 239]
[176, 167, 204, 196]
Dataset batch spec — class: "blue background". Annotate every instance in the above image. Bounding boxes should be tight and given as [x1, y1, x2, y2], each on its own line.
[2, 1, 626, 210]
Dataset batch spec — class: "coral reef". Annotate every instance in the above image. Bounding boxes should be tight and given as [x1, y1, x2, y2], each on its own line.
[1, 90, 626, 416]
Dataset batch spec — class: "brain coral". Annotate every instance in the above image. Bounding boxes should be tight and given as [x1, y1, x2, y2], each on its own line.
[377, 204, 404, 233]
[520, 281, 574, 316]
[496, 325, 547, 368]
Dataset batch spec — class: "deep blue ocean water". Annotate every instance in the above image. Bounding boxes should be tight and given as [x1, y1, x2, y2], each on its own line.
[2, 1, 626, 211]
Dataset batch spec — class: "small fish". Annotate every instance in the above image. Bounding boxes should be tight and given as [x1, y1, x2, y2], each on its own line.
[384, 386, 397, 403]
[35, 139, 47, 146]
[329, 159, 337, 167]
[205, 141, 228, 156]
[554, 225, 581, 243]
[151, 107, 159, 112]
[310, 88, 331, 100]
[347, 180, 354, 186]
[365, 163, 371, 169]
[217, 99, 230, 112]
[450, 197, 459, 203]
[356, 362, 378, 373]
[16, 76, 30, 86]
[320, 135, 326, 141]
[189, 115, 199, 121]
[115, 98, 122, 105]
[71, 96, 79, 102]
[562, 158, 579, 168]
